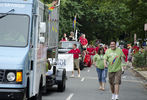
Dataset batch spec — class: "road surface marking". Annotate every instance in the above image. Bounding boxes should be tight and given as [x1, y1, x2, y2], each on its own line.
[81, 77, 85, 82]
[87, 70, 90, 72]
[66, 93, 74, 100]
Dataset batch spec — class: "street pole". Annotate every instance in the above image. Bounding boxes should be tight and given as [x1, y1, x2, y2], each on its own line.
[144, 24, 147, 65]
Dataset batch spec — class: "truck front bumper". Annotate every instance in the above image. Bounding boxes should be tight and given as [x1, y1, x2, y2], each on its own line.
[0, 88, 25, 100]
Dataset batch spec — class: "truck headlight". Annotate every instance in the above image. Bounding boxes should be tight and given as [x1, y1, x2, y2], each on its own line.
[7, 72, 16, 82]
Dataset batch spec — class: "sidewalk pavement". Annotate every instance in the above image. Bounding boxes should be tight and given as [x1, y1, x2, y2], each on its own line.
[137, 71, 147, 80]
[127, 62, 147, 87]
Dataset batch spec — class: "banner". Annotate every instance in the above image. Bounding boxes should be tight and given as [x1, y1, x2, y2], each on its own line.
[48, 54, 74, 71]
[57, 54, 74, 71]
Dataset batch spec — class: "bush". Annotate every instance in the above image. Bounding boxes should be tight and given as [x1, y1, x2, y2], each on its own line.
[133, 50, 147, 68]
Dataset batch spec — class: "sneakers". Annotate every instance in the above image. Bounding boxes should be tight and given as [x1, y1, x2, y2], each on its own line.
[78, 74, 81, 78]
[112, 94, 115, 100]
[111, 94, 119, 100]
[70, 74, 75, 78]
[70, 74, 81, 78]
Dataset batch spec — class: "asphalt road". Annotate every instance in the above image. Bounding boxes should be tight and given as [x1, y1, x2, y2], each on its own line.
[43, 66, 147, 100]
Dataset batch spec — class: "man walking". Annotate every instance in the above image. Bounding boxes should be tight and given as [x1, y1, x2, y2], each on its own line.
[68, 44, 81, 78]
[104, 40, 126, 100]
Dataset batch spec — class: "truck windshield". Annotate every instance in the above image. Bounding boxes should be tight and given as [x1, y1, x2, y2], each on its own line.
[0, 14, 29, 47]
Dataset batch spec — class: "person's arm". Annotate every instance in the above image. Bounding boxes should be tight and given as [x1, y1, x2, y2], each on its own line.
[68, 49, 73, 53]
[78, 49, 81, 54]
[104, 59, 107, 68]
[93, 55, 97, 67]
[104, 51, 108, 68]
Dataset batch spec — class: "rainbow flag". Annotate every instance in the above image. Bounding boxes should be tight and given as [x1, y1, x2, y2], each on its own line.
[73, 15, 77, 29]
[48, 6, 55, 14]
[112, 56, 118, 65]
[47, 4, 55, 14]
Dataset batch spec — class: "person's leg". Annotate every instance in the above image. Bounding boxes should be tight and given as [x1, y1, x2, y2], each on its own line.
[75, 59, 81, 77]
[110, 84, 115, 93]
[114, 70, 122, 100]
[115, 84, 119, 95]
[71, 60, 75, 77]
[101, 69, 106, 90]
[96, 68, 103, 89]
[109, 72, 115, 99]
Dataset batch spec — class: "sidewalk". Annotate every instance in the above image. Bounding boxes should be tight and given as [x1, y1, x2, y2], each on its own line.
[137, 71, 147, 80]
[128, 62, 147, 79]
[130, 67, 147, 88]
[127, 62, 147, 87]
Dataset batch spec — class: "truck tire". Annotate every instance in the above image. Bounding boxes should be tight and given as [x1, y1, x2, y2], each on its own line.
[57, 70, 66, 92]
[31, 81, 42, 100]
[22, 90, 27, 100]
[23, 80, 30, 100]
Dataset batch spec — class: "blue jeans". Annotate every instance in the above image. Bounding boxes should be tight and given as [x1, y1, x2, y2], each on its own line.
[96, 68, 107, 83]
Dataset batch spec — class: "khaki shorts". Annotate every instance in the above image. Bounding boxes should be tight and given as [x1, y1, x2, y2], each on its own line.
[109, 70, 122, 85]
[74, 59, 80, 69]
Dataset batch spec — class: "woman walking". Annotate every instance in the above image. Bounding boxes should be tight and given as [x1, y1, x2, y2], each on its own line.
[93, 47, 107, 91]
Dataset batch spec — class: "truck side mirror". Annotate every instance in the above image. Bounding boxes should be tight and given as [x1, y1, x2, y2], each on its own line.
[40, 22, 46, 34]
[39, 36, 45, 43]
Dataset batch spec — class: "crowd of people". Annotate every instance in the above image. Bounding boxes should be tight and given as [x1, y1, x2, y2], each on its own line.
[61, 32, 146, 100]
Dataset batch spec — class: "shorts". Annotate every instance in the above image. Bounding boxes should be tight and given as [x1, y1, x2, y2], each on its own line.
[109, 70, 122, 85]
[74, 59, 80, 69]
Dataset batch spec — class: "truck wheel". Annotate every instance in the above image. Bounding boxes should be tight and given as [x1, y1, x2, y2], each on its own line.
[58, 70, 66, 92]
[32, 81, 42, 100]
[22, 90, 27, 100]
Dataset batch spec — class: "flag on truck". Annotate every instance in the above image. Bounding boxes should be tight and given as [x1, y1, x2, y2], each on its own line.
[73, 15, 77, 29]
[47, 4, 55, 14]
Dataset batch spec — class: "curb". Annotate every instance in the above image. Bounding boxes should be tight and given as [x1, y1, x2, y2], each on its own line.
[129, 68, 147, 89]
[130, 68, 147, 81]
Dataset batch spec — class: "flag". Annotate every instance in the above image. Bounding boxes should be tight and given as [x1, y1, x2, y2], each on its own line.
[49, 6, 55, 14]
[73, 15, 77, 29]
[47, 4, 55, 14]
[112, 56, 118, 65]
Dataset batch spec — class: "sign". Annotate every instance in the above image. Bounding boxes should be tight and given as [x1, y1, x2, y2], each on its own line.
[57, 54, 73, 71]
[0, 3, 25, 8]
[48, 54, 74, 71]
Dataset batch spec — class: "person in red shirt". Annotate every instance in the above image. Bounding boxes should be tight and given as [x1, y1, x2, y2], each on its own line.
[79, 34, 88, 48]
[132, 44, 139, 54]
[122, 45, 129, 62]
[79, 35, 83, 41]
[87, 45, 95, 56]
[95, 44, 100, 54]
[68, 44, 81, 78]
[103, 44, 108, 53]
[60, 33, 68, 41]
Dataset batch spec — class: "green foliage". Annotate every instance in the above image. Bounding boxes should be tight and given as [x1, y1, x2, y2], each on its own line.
[59, 0, 83, 39]
[133, 50, 147, 67]
[59, 0, 147, 43]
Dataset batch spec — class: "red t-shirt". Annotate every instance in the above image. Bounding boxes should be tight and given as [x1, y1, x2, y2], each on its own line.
[60, 37, 67, 41]
[68, 48, 81, 59]
[95, 47, 100, 53]
[79, 36, 83, 41]
[133, 46, 139, 54]
[122, 48, 129, 62]
[87, 48, 95, 55]
[80, 38, 88, 46]
[104, 47, 108, 53]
